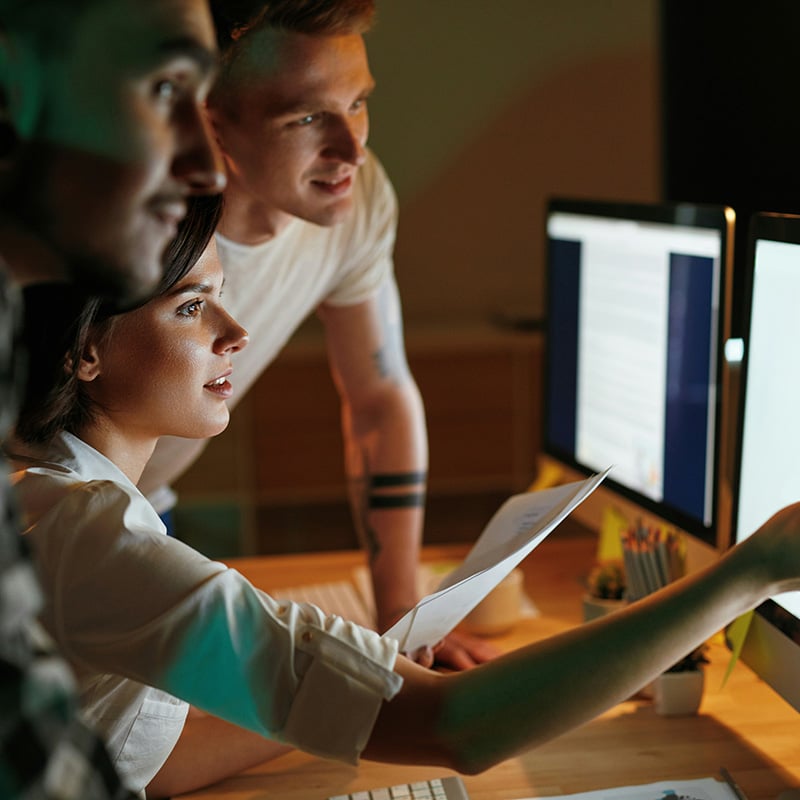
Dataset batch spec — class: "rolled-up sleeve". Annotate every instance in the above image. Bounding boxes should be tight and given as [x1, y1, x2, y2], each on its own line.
[282, 616, 402, 762]
[156, 570, 402, 764]
[24, 478, 403, 764]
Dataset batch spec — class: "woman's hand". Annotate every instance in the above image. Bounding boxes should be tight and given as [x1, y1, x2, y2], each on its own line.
[743, 501, 800, 594]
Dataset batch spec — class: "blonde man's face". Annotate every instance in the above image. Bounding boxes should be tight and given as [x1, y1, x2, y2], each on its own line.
[210, 30, 375, 238]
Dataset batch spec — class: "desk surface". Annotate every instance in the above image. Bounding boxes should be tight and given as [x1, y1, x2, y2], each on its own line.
[178, 528, 800, 800]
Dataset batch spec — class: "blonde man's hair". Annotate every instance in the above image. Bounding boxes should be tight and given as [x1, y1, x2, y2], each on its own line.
[211, 0, 376, 50]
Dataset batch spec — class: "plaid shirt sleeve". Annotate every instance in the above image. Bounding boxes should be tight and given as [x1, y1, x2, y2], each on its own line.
[1, 268, 138, 799]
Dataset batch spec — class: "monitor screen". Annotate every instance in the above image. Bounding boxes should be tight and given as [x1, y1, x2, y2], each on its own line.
[543, 198, 734, 547]
[727, 212, 800, 712]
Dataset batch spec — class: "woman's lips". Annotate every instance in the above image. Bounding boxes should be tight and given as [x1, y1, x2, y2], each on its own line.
[204, 372, 233, 398]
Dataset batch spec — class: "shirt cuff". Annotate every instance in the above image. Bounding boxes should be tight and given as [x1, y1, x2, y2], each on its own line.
[282, 619, 402, 764]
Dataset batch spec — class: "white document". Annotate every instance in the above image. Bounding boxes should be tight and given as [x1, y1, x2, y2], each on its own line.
[383, 467, 611, 653]
[521, 778, 736, 800]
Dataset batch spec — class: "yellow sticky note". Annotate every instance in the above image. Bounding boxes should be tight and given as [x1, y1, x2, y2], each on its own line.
[527, 461, 564, 492]
[597, 505, 628, 562]
[721, 610, 754, 688]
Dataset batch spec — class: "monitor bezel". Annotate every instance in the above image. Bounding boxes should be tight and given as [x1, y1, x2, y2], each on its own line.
[727, 211, 800, 664]
[542, 197, 735, 549]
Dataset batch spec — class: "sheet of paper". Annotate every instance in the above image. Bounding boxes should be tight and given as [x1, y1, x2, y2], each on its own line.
[519, 778, 736, 800]
[383, 467, 611, 653]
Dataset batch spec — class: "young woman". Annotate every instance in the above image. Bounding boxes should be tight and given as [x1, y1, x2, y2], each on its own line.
[10, 195, 295, 796]
[9, 197, 800, 797]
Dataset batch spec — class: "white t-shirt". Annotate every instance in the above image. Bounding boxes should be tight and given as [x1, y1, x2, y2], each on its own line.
[140, 150, 398, 507]
[10, 432, 402, 792]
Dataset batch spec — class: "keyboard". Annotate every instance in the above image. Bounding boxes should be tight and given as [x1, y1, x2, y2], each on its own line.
[327, 776, 470, 800]
[272, 580, 374, 629]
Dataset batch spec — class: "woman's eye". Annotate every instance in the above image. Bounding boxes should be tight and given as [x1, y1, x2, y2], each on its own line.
[178, 300, 203, 317]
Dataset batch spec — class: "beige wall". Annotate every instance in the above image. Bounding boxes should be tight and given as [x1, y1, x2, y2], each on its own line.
[365, 1, 661, 324]
[175, 2, 664, 555]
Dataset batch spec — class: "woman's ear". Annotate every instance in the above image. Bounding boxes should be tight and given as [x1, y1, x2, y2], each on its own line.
[74, 342, 102, 383]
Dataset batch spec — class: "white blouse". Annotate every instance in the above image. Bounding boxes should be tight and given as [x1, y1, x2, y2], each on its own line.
[10, 432, 401, 793]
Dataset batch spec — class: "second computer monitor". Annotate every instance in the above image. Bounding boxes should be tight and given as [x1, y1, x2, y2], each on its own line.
[726, 211, 800, 712]
[543, 198, 734, 547]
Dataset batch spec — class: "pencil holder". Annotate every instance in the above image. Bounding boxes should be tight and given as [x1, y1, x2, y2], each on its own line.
[621, 524, 686, 603]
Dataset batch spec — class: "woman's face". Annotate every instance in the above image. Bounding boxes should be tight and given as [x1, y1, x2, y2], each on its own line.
[82, 239, 248, 442]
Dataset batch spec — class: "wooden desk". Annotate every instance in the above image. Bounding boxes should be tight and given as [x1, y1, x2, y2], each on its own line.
[177, 529, 800, 800]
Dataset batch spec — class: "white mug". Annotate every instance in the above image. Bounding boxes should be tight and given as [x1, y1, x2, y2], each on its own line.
[462, 568, 524, 636]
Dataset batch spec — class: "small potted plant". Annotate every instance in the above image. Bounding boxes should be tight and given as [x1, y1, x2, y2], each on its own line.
[653, 644, 710, 716]
[582, 560, 627, 621]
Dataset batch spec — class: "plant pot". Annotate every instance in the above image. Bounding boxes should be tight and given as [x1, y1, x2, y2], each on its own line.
[582, 594, 626, 622]
[653, 669, 705, 716]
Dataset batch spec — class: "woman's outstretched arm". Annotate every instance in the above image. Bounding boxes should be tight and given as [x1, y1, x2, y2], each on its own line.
[363, 502, 800, 772]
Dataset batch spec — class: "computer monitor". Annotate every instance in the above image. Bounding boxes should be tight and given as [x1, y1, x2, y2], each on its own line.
[543, 198, 734, 549]
[725, 211, 800, 713]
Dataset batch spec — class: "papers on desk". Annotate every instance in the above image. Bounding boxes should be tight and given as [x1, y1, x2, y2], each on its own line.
[383, 468, 611, 653]
[521, 778, 737, 800]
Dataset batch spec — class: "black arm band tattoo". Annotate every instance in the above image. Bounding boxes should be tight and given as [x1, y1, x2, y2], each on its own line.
[368, 492, 426, 509]
[369, 471, 428, 489]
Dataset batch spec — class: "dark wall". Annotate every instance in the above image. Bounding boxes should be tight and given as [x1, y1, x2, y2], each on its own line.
[366, 1, 660, 325]
[661, 1, 800, 333]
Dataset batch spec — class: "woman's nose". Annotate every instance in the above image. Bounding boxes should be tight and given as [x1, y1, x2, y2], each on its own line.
[216, 313, 249, 354]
